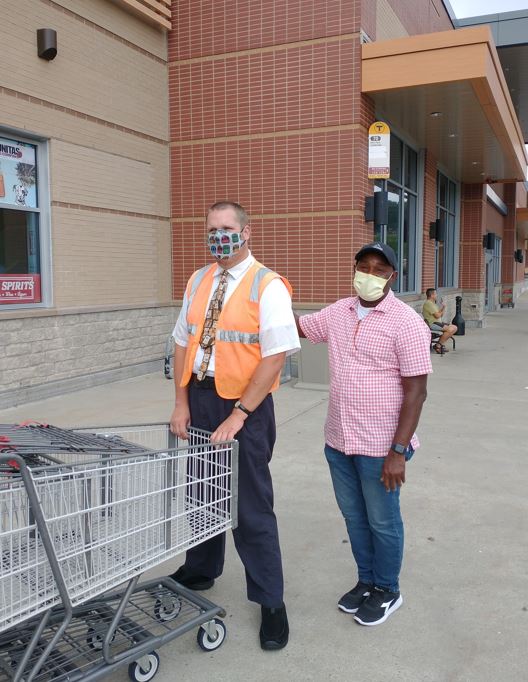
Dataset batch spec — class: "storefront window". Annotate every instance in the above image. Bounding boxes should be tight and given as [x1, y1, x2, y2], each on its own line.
[0, 135, 42, 305]
[375, 134, 418, 293]
[436, 171, 458, 288]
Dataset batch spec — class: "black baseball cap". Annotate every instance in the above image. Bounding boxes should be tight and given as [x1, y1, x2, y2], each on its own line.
[355, 242, 398, 270]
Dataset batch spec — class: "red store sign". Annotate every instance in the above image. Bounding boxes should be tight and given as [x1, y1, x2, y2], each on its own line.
[0, 275, 41, 303]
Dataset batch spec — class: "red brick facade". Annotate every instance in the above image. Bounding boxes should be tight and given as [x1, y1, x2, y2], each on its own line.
[168, 0, 526, 311]
[459, 184, 486, 290]
[169, 0, 373, 303]
[422, 151, 438, 291]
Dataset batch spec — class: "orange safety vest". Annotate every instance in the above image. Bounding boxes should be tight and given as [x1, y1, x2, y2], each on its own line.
[181, 260, 293, 399]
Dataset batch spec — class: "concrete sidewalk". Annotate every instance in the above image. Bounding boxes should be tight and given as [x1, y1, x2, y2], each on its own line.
[1, 293, 527, 681]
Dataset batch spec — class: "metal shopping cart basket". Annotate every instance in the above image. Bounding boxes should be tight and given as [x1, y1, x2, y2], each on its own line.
[0, 423, 238, 682]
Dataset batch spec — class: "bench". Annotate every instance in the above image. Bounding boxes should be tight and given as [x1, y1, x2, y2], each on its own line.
[430, 328, 455, 353]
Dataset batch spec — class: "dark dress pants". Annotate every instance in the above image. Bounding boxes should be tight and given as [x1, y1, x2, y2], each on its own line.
[183, 382, 284, 608]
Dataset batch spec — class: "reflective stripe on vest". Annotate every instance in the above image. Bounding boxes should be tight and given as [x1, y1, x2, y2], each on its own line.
[187, 265, 211, 310]
[217, 330, 259, 344]
[249, 267, 272, 302]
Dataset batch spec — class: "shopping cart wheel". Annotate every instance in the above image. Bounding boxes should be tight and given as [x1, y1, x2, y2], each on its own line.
[87, 628, 116, 650]
[128, 652, 160, 682]
[196, 618, 227, 651]
[154, 596, 181, 622]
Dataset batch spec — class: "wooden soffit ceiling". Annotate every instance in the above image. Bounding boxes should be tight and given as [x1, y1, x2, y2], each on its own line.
[362, 26, 528, 184]
[112, 0, 171, 30]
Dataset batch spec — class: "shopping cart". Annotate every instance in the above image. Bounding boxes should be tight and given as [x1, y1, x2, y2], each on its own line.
[0, 423, 238, 682]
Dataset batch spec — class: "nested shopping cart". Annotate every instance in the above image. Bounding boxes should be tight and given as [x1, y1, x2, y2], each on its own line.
[0, 423, 238, 682]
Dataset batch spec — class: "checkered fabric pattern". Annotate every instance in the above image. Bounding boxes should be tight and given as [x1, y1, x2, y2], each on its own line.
[299, 290, 433, 457]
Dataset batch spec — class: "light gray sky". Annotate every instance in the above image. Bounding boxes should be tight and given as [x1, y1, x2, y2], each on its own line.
[449, 0, 528, 18]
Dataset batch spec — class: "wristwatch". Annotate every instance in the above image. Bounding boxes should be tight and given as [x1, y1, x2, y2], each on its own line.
[390, 442, 406, 455]
[234, 400, 252, 416]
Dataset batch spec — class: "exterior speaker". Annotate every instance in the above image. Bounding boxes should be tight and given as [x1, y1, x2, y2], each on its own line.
[429, 220, 437, 240]
[37, 29, 57, 61]
[374, 190, 388, 226]
[435, 217, 446, 242]
[514, 249, 524, 263]
[429, 218, 445, 242]
[364, 196, 375, 222]
[483, 232, 496, 250]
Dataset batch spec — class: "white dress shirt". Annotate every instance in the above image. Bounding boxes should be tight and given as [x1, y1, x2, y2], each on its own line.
[172, 252, 301, 376]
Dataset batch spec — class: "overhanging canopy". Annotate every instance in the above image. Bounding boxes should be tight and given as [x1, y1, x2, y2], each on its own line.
[362, 27, 528, 183]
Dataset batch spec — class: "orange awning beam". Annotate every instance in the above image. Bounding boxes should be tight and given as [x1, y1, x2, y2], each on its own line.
[362, 27, 528, 183]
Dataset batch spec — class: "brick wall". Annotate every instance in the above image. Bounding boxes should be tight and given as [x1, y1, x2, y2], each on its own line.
[376, 0, 409, 41]
[0, 0, 171, 310]
[459, 184, 486, 291]
[422, 151, 437, 291]
[0, 0, 173, 401]
[385, 0, 452, 37]
[501, 183, 517, 285]
[169, 0, 371, 304]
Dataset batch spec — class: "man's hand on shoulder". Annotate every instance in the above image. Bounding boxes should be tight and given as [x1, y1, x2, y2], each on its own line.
[381, 450, 406, 492]
[211, 411, 246, 443]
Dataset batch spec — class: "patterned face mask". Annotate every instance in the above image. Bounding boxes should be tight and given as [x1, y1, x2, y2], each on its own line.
[207, 229, 246, 259]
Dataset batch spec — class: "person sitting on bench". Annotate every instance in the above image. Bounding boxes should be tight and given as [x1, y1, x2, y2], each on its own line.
[422, 288, 457, 354]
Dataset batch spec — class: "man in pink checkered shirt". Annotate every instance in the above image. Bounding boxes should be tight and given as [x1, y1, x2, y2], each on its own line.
[297, 242, 432, 627]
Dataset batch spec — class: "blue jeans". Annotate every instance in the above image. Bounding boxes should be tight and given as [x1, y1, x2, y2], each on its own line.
[324, 444, 413, 593]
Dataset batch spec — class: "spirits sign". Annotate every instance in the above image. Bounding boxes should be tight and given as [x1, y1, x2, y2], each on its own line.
[0, 275, 41, 303]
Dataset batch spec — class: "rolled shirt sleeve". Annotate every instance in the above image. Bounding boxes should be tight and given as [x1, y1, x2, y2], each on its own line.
[394, 316, 433, 377]
[299, 305, 333, 344]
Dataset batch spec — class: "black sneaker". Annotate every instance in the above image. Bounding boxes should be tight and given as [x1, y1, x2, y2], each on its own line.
[259, 604, 289, 651]
[337, 581, 373, 614]
[353, 586, 403, 626]
[168, 566, 215, 591]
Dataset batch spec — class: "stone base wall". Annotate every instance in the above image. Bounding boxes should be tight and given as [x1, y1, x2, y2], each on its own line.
[514, 280, 528, 301]
[459, 291, 486, 326]
[0, 306, 179, 408]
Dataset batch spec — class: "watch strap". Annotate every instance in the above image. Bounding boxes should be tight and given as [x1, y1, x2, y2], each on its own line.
[235, 400, 252, 416]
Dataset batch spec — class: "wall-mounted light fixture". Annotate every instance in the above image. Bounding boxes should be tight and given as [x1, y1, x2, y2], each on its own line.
[37, 29, 57, 60]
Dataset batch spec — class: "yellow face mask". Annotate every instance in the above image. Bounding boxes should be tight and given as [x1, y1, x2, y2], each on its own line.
[353, 271, 390, 302]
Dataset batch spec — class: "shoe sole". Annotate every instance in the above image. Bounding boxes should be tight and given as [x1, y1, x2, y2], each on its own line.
[169, 577, 215, 591]
[184, 581, 214, 591]
[337, 604, 360, 614]
[260, 638, 289, 651]
[354, 595, 403, 626]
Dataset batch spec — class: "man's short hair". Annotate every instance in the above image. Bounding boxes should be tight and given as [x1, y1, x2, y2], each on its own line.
[425, 288, 436, 298]
[207, 201, 249, 228]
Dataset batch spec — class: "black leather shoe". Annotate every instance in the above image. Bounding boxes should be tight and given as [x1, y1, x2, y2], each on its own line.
[259, 603, 289, 650]
[169, 566, 215, 591]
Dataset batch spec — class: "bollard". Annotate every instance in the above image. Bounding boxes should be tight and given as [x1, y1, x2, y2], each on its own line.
[452, 295, 465, 336]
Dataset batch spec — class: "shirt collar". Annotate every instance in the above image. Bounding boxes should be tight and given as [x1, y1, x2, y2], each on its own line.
[214, 251, 254, 281]
[351, 288, 396, 313]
